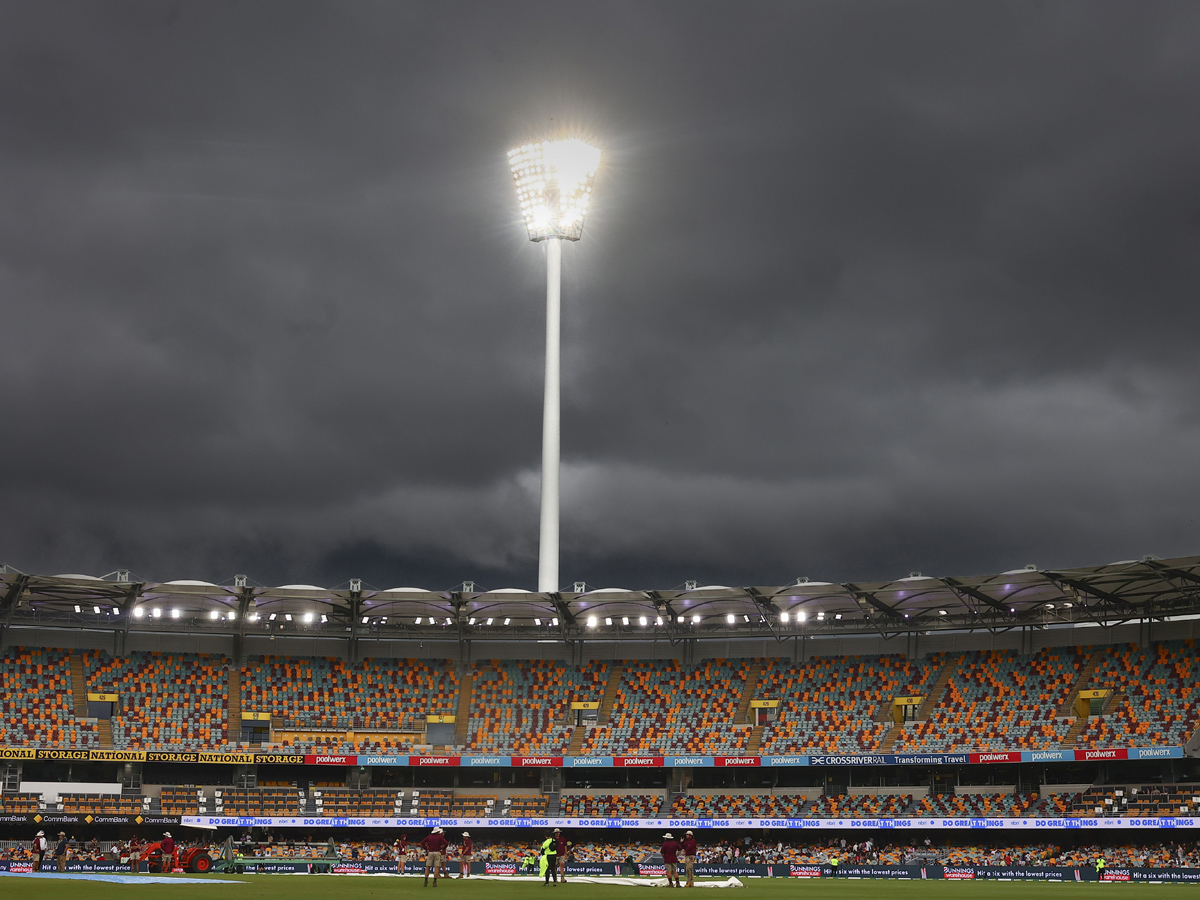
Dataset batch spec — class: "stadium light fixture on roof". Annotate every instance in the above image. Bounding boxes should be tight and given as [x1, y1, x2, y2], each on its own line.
[780, 611, 789, 623]
[586, 616, 597, 628]
[209, 609, 220, 620]
[468, 617, 476, 625]
[552, 617, 559, 626]
[133, 607, 144, 618]
[152, 607, 162, 618]
[415, 616, 422, 625]
[726, 613, 736, 624]
[508, 136, 601, 596]
[621, 616, 629, 626]
[797, 611, 806, 622]
[170, 608, 181, 619]
[503, 617, 511, 625]
[73, 604, 81, 613]
[93, 605, 101, 614]
[534, 617, 542, 626]
[486, 618, 494, 626]
[268, 613, 277, 621]
[284, 613, 292, 622]
[303, 612, 314, 624]
[691, 614, 700, 625]
[605, 617, 613, 626]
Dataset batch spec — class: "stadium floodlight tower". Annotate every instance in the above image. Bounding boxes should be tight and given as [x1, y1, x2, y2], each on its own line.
[508, 138, 601, 593]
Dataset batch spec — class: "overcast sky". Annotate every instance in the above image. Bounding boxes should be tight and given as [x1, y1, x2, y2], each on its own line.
[1, 1, 1198, 591]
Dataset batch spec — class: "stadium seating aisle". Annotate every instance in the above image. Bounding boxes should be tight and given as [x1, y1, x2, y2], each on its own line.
[466, 658, 608, 754]
[241, 656, 457, 733]
[756, 653, 938, 754]
[579, 658, 751, 755]
[1075, 641, 1200, 748]
[892, 647, 1088, 752]
[0, 647, 98, 747]
[85, 650, 229, 750]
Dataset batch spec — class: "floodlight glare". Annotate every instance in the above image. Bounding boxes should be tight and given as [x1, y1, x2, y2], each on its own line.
[209, 609, 220, 620]
[780, 611, 789, 623]
[691, 615, 701, 625]
[726, 613, 736, 624]
[508, 140, 601, 242]
[586, 616, 597, 628]
[133, 607, 145, 618]
[303, 612, 314, 624]
[551, 617, 559, 626]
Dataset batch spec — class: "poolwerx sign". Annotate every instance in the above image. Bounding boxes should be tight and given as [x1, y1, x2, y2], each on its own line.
[0, 747, 1185, 766]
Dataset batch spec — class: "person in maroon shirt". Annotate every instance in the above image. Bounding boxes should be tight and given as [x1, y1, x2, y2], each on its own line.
[681, 831, 698, 887]
[421, 827, 449, 886]
[555, 829, 571, 883]
[160, 832, 177, 874]
[395, 833, 409, 874]
[660, 833, 682, 888]
[457, 831, 474, 879]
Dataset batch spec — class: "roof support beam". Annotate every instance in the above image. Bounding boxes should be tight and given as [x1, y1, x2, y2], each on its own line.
[1044, 574, 1135, 609]
[942, 577, 1012, 614]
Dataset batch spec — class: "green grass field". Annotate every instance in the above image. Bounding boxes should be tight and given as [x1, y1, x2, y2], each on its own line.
[0, 876, 1193, 900]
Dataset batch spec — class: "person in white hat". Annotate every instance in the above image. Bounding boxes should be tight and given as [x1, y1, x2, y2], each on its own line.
[456, 831, 474, 879]
[660, 833, 682, 888]
[421, 826, 448, 886]
[32, 830, 48, 872]
[682, 830, 698, 887]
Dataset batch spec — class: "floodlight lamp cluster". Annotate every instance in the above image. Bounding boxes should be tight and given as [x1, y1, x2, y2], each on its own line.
[508, 139, 600, 242]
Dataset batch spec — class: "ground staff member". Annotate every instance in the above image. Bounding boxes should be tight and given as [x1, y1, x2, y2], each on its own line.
[457, 831, 474, 879]
[661, 833, 682, 888]
[829, 853, 839, 877]
[54, 832, 69, 872]
[161, 832, 177, 873]
[681, 830, 698, 888]
[540, 831, 558, 885]
[556, 828, 571, 883]
[1097, 857, 1107, 880]
[32, 830, 48, 872]
[421, 826, 448, 887]
[128, 835, 143, 874]
[395, 834, 408, 873]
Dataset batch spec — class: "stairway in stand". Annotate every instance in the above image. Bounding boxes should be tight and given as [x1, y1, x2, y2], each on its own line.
[96, 718, 114, 749]
[1060, 717, 1087, 749]
[917, 655, 962, 720]
[878, 723, 902, 751]
[746, 724, 765, 753]
[69, 652, 88, 717]
[1056, 648, 1101, 718]
[596, 663, 624, 726]
[227, 665, 242, 744]
[567, 725, 588, 755]
[734, 660, 763, 724]
[454, 670, 474, 746]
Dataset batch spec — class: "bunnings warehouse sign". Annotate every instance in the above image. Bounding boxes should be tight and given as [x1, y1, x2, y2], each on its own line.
[0, 746, 1184, 766]
[180, 814, 1197, 830]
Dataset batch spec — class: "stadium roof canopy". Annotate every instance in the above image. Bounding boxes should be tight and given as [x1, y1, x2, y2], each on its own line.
[3, 554, 1200, 645]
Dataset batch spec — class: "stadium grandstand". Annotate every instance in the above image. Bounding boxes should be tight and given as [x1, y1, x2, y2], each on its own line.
[1, 556, 1199, 878]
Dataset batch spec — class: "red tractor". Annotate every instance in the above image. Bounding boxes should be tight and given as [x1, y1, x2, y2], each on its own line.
[141, 839, 214, 874]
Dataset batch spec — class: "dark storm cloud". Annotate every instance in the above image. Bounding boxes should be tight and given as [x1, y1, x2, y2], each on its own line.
[1, 0, 1199, 589]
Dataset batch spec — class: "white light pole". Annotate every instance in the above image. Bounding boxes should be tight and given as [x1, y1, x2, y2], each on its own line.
[508, 139, 601, 592]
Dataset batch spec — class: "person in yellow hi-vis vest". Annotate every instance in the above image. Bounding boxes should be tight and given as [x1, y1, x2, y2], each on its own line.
[540, 833, 558, 885]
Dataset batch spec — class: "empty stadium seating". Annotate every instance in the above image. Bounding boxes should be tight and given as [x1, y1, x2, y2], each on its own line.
[504, 796, 549, 817]
[0, 793, 41, 814]
[85, 650, 229, 750]
[757, 654, 938, 754]
[1075, 641, 1200, 748]
[580, 659, 750, 755]
[912, 792, 1037, 817]
[0, 647, 97, 747]
[312, 788, 403, 816]
[893, 648, 1087, 752]
[672, 793, 813, 818]
[807, 793, 911, 817]
[1066, 784, 1200, 817]
[216, 787, 303, 815]
[159, 786, 204, 816]
[467, 658, 609, 754]
[561, 792, 661, 817]
[60, 793, 145, 815]
[242, 656, 457, 731]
